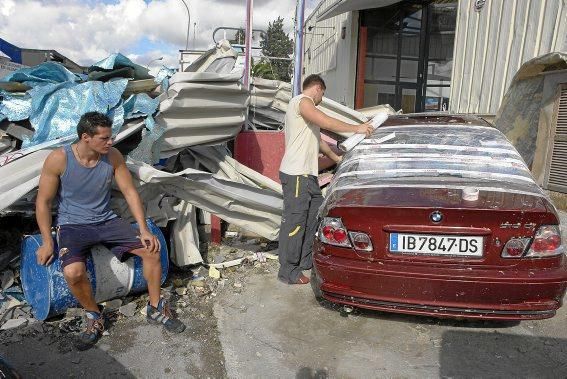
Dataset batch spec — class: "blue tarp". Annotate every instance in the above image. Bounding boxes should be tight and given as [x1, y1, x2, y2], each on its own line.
[89, 53, 153, 80]
[1, 62, 79, 87]
[0, 59, 160, 149]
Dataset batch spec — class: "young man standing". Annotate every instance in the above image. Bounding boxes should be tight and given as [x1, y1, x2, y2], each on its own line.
[278, 75, 372, 285]
[36, 112, 185, 351]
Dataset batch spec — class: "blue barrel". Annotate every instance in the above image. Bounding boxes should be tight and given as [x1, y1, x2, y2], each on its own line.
[20, 219, 168, 320]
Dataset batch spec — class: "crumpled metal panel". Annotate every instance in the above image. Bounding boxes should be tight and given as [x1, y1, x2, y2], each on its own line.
[156, 72, 249, 157]
[248, 77, 367, 135]
[185, 145, 282, 194]
[126, 158, 282, 240]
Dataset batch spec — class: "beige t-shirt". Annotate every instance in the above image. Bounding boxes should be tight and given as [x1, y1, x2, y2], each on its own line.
[279, 94, 321, 176]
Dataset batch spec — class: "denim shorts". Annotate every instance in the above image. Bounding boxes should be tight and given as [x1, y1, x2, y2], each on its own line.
[56, 217, 145, 268]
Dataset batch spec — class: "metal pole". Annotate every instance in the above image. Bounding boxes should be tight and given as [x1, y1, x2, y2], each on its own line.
[292, 0, 306, 96]
[180, 0, 190, 50]
[243, 0, 253, 90]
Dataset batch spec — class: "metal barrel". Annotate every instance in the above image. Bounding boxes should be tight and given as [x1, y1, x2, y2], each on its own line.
[20, 219, 168, 320]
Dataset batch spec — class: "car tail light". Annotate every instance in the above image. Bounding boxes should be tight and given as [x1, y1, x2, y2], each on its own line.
[525, 225, 565, 258]
[349, 231, 373, 252]
[318, 217, 352, 248]
[318, 217, 373, 252]
[501, 238, 530, 258]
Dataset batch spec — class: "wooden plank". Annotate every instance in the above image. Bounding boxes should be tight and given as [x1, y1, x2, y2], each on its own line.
[0, 82, 30, 93]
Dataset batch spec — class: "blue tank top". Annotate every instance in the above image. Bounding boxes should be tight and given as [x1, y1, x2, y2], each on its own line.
[56, 145, 116, 225]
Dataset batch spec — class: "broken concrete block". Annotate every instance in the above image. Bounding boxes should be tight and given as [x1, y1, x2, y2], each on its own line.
[118, 302, 137, 317]
[173, 279, 184, 287]
[188, 278, 205, 288]
[1, 318, 29, 330]
[214, 255, 225, 264]
[175, 287, 188, 296]
[101, 299, 122, 312]
[209, 266, 221, 279]
[233, 282, 242, 288]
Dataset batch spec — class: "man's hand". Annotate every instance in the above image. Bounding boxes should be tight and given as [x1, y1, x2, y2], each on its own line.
[334, 155, 343, 164]
[37, 244, 55, 266]
[140, 229, 160, 254]
[356, 121, 373, 137]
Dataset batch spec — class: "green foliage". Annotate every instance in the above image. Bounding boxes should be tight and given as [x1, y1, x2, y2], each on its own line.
[251, 59, 276, 80]
[260, 17, 293, 82]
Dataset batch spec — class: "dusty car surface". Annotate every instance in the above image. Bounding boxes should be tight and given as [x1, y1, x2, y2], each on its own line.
[312, 114, 567, 320]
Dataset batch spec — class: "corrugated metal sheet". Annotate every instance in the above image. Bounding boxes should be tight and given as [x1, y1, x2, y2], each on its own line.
[450, 0, 567, 114]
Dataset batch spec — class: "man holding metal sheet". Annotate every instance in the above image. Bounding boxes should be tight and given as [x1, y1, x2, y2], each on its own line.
[35, 112, 185, 351]
[278, 75, 372, 285]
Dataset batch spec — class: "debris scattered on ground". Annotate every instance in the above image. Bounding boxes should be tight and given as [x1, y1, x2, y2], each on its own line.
[118, 302, 138, 317]
[102, 299, 123, 312]
[1, 270, 14, 290]
[64, 308, 83, 319]
[209, 266, 221, 279]
[0, 318, 29, 330]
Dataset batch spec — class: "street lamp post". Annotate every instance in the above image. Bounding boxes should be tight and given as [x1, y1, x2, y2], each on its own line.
[179, 0, 191, 51]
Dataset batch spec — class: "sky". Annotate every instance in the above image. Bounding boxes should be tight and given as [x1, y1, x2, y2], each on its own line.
[0, 0, 319, 72]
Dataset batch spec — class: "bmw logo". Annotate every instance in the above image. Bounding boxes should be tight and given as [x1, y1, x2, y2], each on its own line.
[430, 211, 443, 223]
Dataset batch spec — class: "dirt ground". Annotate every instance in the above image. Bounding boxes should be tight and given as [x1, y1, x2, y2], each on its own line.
[1, 213, 566, 378]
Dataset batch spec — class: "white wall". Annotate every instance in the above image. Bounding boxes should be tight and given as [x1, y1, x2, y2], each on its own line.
[304, 0, 358, 107]
[450, 0, 567, 114]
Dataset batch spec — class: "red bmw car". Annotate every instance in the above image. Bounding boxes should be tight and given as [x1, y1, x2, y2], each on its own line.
[312, 114, 567, 320]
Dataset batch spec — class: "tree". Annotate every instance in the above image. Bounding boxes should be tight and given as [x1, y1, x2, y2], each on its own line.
[260, 17, 293, 82]
[251, 59, 276, 80]
[230, 28, 245, 45]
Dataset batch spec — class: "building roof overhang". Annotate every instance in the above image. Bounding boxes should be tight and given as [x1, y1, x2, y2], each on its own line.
[316, 0, 400, 22]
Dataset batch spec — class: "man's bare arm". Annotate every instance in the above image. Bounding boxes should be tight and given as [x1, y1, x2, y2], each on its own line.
[36, 149, 65, 265]
[319, 140, 341, 164]
[111, 149, 159, 254]
[299, 98, 373, 136]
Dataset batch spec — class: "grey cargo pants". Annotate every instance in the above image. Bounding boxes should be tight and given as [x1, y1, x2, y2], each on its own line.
[278, 172, 323, 283]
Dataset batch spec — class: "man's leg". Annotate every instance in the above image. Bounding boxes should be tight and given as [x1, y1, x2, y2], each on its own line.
[103, 217, 185, 333]
[278, 172, 310, 283]
[129, 247, 161, 307]
[63, 262, 99, 313]
[58, 224, 105, 351]
[300, 176, 324, 270]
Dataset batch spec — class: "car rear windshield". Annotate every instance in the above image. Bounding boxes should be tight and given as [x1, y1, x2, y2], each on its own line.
[329, 123, 545, 198]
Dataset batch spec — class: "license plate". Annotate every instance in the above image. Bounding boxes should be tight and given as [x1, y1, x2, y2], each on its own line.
[389, 233, 483, 257]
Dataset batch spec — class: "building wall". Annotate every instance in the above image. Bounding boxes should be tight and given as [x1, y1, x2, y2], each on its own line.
[304, 0, 358, 107]
[450, 0, 567, 114]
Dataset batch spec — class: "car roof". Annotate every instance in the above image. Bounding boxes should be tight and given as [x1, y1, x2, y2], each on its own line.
[382, 113, 491, 128]
[327, 115, 546, 200]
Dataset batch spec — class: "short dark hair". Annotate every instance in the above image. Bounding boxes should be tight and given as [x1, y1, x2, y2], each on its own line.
[302, 74, 326, 91]
[77, 112, 112, 138]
